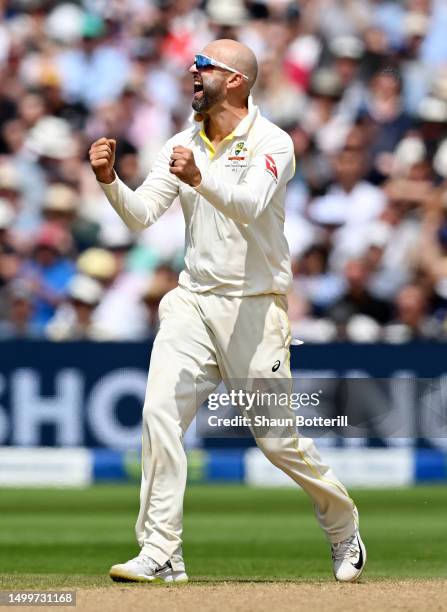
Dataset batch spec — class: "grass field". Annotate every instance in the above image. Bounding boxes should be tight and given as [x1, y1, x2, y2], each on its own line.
[0, 483, 446, 591]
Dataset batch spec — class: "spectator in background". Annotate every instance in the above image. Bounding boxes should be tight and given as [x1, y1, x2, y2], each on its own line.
[253, 51, 306, 127]
[359, 68, 413, 180]
[362, 221, 412, 301]
[41, 183, 100, 252]
[0, 201, 20, 320]
[55, 14, 130, 109]
[328, 258, 393, 339]
[384, 284, 442, 342]
[0, 164, 21, 213]
[370, 179, 427, 276]
[418, 95, 447, 160]
[141, 264, 179, 337]
[304, 67, 349, 155]
[17, 90, 46, 131]
[293, 244, 345, 315]
[415, 180, 447, 323]
[20, 223, 75, 330]
[309, 140, 386, 269]
[0, 0, 446, 342]
[330, 35, 366, 120]
[16, 115, 80, 235]
[400, 11, 431, 115]
[285, 121, 328, 207]
[282, 2, 321, 92]
[76, 245, 149, 340]
[46, 273, 113, 341]
[316, 0, 372, 41]
[287, 289, 337, 343]
[76, 247, 117, 289]
[113, 140, 142, 190]
[0, 279, 41, 340]
[371, 0, 406, 50]
[419, 0, 447, 68]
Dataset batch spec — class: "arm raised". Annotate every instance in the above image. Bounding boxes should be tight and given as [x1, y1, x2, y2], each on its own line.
[91, 138, 180, 231]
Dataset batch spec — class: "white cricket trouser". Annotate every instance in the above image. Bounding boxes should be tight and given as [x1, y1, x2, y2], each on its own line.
[135, 286, 357, 571]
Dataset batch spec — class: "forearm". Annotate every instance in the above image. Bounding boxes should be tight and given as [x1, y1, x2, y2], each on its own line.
[194, 171, 267, 224]
[98, 174, 154, 231]
[194, 142, 294, 224]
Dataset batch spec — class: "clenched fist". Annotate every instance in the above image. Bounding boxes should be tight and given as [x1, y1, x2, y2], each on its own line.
[89, 137, 116, 184]
[169, 146, 202, 187]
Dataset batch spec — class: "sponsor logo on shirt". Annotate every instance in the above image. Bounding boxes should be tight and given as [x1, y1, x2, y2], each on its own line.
[265, 154, 278, 181]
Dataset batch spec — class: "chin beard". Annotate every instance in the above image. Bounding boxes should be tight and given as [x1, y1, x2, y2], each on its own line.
[192, 83, 223, 113]
[192, 97, 208, 112]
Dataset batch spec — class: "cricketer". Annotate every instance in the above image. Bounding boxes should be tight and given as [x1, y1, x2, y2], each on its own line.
[89, 39, 366, 584]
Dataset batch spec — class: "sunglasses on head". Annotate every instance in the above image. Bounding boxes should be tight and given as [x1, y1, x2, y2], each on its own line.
[194, 54, 249, 80]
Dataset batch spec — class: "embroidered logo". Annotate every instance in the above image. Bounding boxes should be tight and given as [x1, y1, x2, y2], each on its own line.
[226, 141, 248, 169]
[265, 154, 278, 181]
[235, 141, 245, 156]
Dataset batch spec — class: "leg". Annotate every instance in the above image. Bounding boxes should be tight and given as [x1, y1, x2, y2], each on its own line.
[135, 287, 220, 570]
[204, 292, 357, 544]
[253, 435, 357, 542]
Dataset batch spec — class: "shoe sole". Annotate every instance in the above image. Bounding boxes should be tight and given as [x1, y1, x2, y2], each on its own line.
[109, 567, 188, 584]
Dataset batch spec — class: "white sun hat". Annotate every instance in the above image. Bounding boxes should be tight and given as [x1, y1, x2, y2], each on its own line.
[43, 183, 78, 212]
[346, 315, 382, 343]
[207, 0, 248, 26]
[45, 3, 85, 44]
[26, 116, 77, 160]
[418, 97, 447, 123]
[392, 136, 426, 175]
[68, 274, 104, 305]
[330, 36, 364, 60]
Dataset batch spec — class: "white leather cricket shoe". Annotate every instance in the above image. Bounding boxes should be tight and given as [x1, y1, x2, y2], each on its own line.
[109, 554, 188, 584]
[331, 531, 367, 582]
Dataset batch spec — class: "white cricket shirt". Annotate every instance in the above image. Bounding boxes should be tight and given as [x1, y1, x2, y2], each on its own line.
[99, 98, 295, 296]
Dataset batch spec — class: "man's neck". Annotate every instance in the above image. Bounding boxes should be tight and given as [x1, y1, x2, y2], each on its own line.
[204, 101, 249, 147]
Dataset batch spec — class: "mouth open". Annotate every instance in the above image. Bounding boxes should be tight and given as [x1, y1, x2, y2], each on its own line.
[193, 78, 204, 99]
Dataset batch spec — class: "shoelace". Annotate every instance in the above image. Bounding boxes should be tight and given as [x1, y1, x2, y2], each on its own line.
[128, 554, 158, 572]
[331, 534, 359, 562]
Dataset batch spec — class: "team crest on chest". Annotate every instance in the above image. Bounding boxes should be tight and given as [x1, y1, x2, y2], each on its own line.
[234, 141, 245, 156]
[226, 140, 248, 170]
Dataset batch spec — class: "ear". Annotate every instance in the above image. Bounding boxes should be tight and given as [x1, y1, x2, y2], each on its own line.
[226, 73, 244, 91]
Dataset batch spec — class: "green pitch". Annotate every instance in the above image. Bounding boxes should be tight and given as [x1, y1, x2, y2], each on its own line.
[0, 484, 446, 588]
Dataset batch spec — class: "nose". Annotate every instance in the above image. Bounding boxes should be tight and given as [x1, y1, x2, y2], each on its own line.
[189, 63, 197, 74]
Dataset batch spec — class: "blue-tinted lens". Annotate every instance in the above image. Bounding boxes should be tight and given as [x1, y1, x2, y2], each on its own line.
[195, 55, 213, 69]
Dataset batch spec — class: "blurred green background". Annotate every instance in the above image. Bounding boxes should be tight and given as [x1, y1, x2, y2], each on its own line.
[1, 484, 446, 588]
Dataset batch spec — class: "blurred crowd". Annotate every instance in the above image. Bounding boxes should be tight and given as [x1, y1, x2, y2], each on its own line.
[2, 0, 447, 342]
